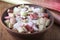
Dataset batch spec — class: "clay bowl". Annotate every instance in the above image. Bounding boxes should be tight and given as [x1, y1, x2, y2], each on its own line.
[1, 4, 54, 39]
[48, 9, 60, 25]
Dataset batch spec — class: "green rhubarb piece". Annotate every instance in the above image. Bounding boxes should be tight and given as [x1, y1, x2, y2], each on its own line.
[4, 20, 10, 27]
[22, 19, 28, 23]
[8, 23, 13, 28]
[45, 19, 50, 26]
[21, 12, 28, 17]
[20, 4, 25, 8]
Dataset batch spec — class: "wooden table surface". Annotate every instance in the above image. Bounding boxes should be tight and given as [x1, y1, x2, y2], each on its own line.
[0, 1, 60, 40]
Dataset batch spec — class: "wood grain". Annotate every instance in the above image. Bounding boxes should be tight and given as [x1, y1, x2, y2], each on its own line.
[0, 1, 60, 40]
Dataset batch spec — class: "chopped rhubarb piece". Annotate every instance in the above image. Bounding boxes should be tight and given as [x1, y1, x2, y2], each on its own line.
[10, 17, 16, 24]
[30, 13, 38, 20]
[4, 20, 10, 27]
[5, 16, 10, 19]
[17, 27, 24, 33]
[44, 13, 48, 18]
[7, 9, 13, 13]
[8, 13, 14, 17]
[25, 25, 34, 32]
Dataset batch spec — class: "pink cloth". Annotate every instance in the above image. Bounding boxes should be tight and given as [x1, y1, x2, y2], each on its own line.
[39, 0, 60, 12]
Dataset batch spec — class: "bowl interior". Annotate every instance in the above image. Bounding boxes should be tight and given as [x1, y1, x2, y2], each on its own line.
[1, 4, 54, 34]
